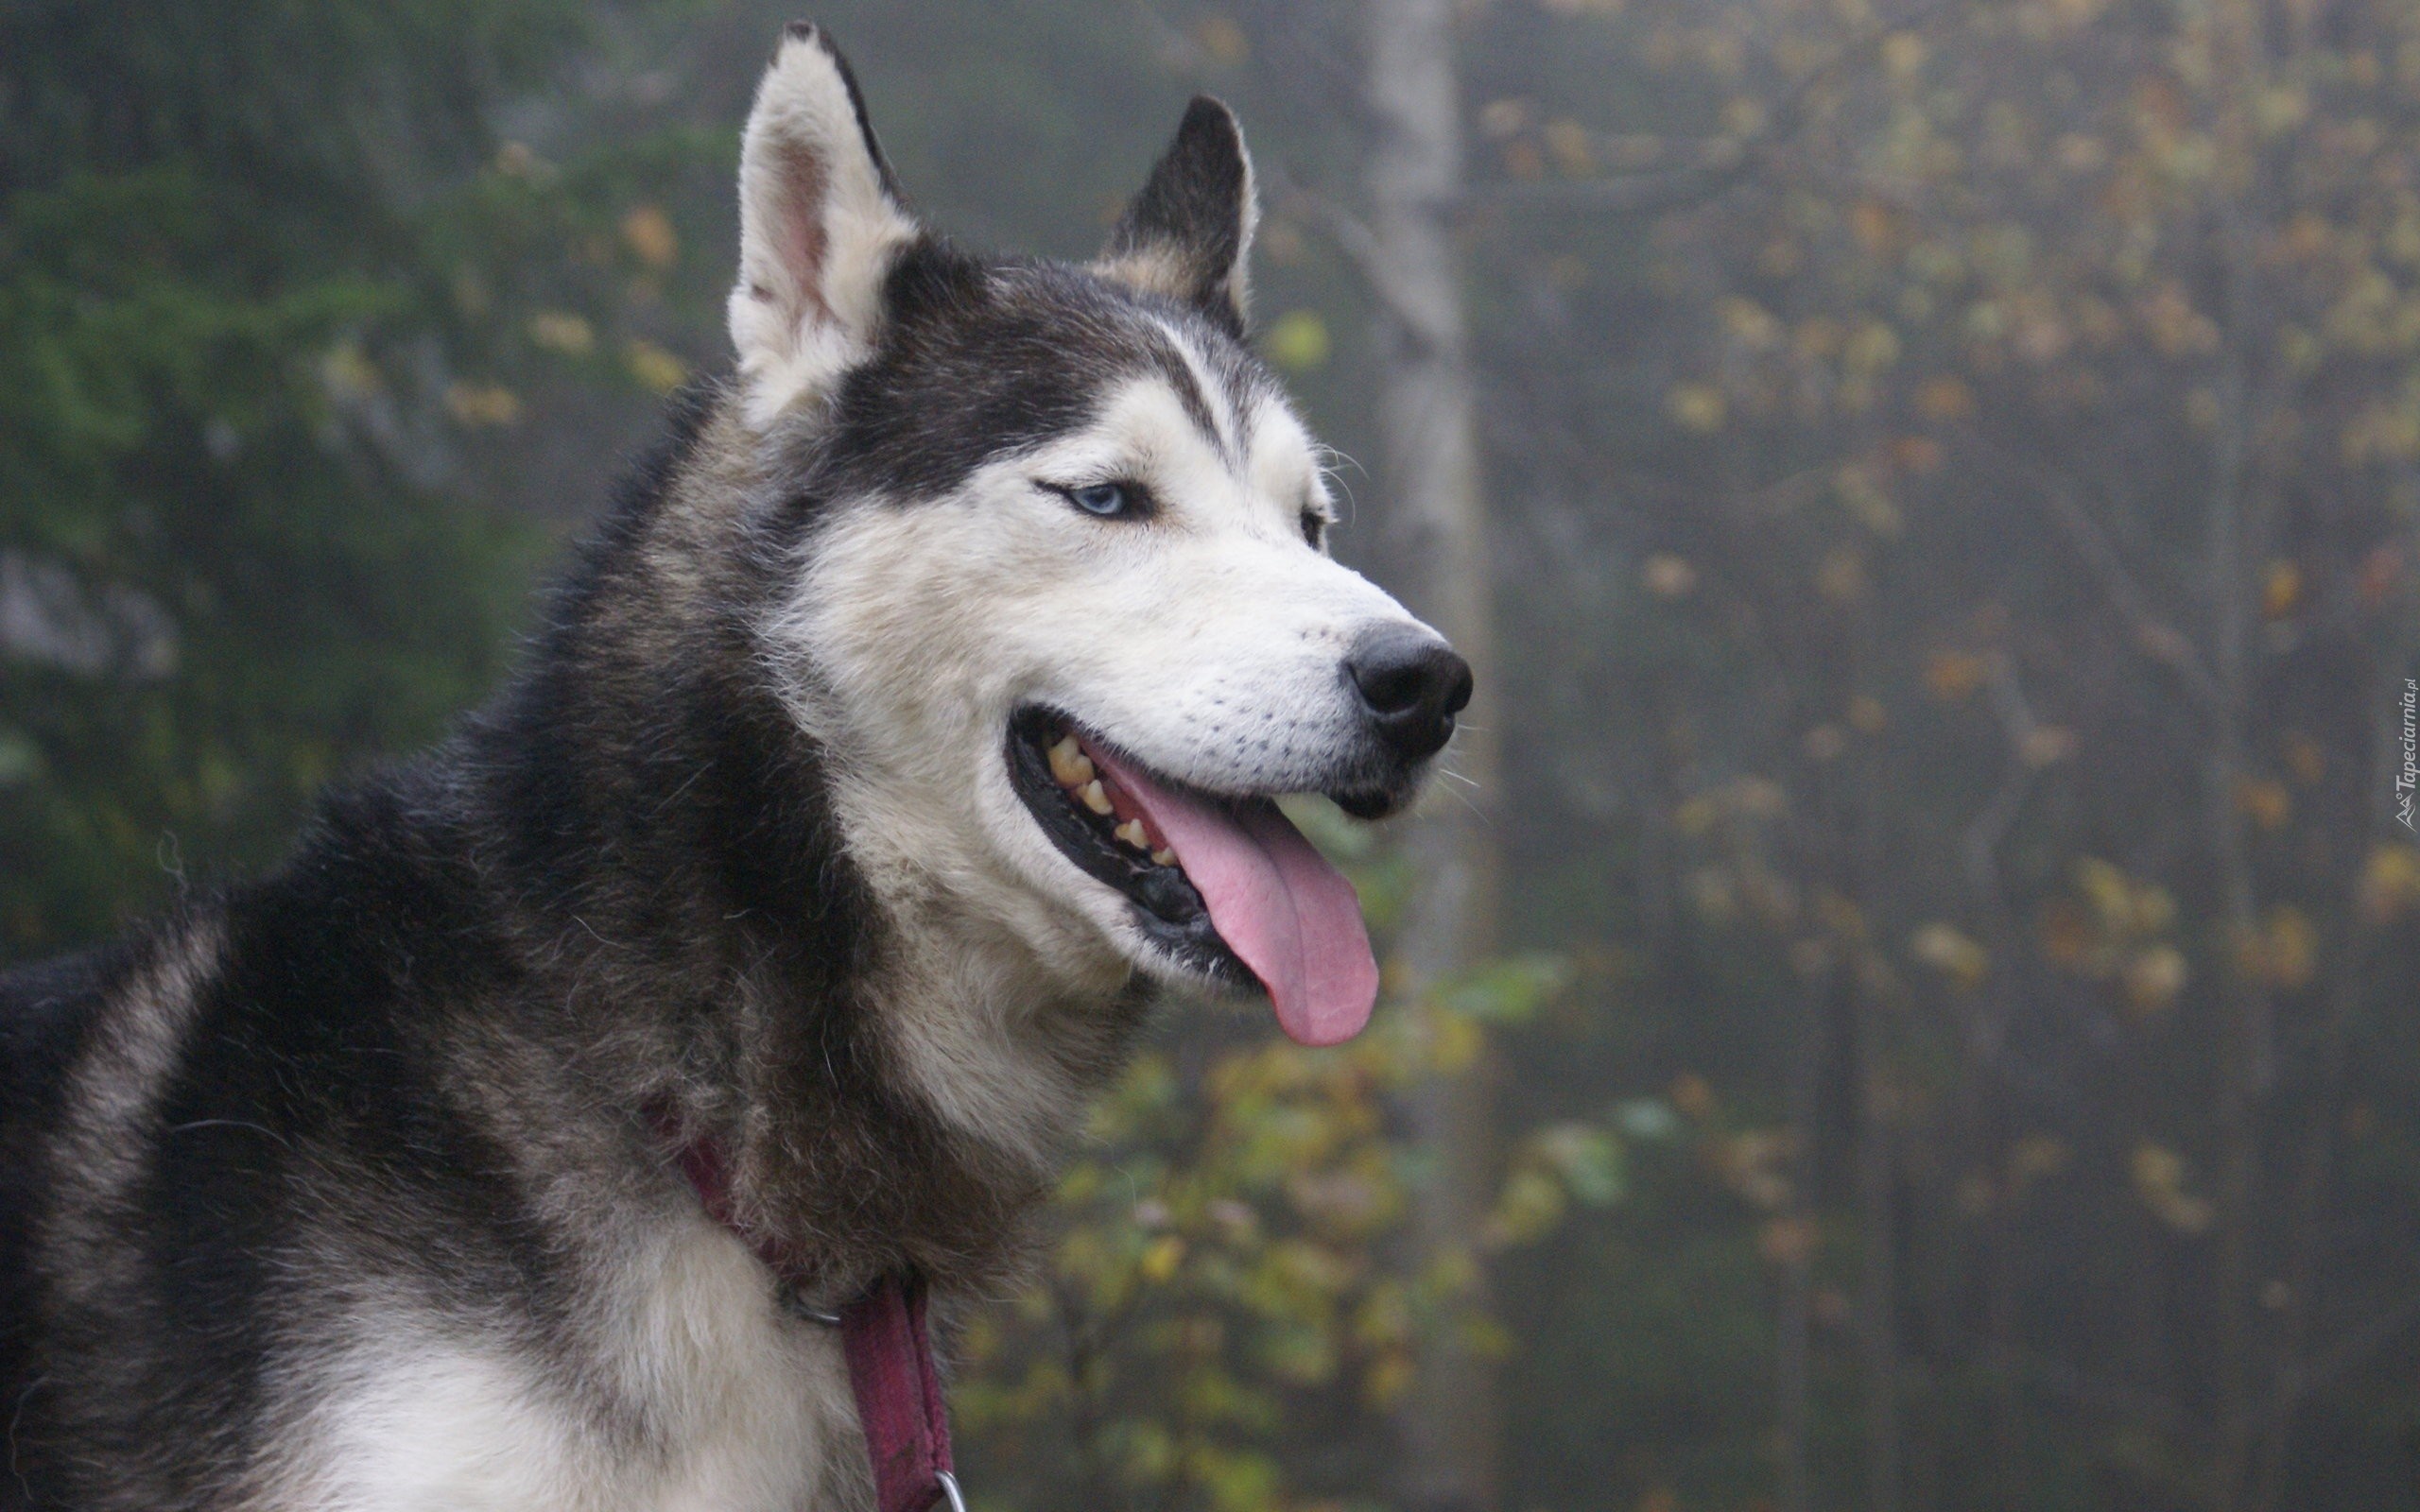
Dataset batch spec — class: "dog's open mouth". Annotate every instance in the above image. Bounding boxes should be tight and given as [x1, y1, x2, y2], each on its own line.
[1006, 708, 1380, 1046]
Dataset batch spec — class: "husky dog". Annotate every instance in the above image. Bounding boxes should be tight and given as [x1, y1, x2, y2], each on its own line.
[0, 25, 1469, 1511]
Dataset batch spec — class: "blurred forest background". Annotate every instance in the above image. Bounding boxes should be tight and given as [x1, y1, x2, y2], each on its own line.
[5, 0, 2420, 1508]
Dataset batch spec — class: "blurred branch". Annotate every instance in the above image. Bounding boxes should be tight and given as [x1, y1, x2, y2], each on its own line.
[2268, 1290, 2420, 1419]
[1454, 9, 1927, 220]
[1275, 0, 1928, 312]
[1965, 437, 2224, 717]
[1051, 1273, 1116, 1508]
[1262, 162, 1435, 339]
[1455, 146, 1763, 218]
[2015, 1348, 2190, 1435]
[1961, 658, 2048, 888]
[2252, 572, 2420, 1507]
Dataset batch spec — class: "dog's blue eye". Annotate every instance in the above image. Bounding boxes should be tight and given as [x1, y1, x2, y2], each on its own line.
[1071, 483, 1128, 517]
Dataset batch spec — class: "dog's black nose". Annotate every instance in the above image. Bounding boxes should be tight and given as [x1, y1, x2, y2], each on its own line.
[1347, 625, 1473, 761]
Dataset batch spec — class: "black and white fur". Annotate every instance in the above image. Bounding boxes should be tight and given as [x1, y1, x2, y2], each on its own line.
[0, 26, 1464, 1510]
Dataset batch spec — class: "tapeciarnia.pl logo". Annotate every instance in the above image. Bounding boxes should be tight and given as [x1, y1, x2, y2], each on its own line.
[2398, 677, 2417, 832]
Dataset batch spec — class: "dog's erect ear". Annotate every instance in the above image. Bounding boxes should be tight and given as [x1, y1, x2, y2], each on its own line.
[1095, 97, 1258, 336]
[727, 24, 917, 428]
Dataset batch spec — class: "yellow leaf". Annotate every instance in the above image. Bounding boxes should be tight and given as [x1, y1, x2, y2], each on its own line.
[2037, 899, 2094, 969]
[1672, 795, 1720, 835]
[1543, 118, 1595, 177]
[1816, 889, 1866, 939]
[1263, 309, 1330, 371]
[1893, 434, 1945, 473]
[2131, 1143, 2182, 1194]
[619, 204, 680, 270]
[2360, 844, 2420, 922]
[2010, 1133, 2069, 1182]
[1685, 868, 1736, 920]
[1196, 13, 1249, 64]
[443, 381, 521, 428]
[2236, 778, 2291, 832]
[1836, 465, 1903, 536]
[320, 342, 385, 402]
[2021, 727, 2077, 766]
[1484, 1166, 1566, 1247]
[2261, 559, 2303, 619]
[1910, 921, 1989, 990]
[1843, 321, 1901, 374]
[2285, 732, 2326, 785]
[527, 310, 595, 356]
[1816, 547, 1867, 603]
[1477, 97, 1532, 140]
[1924, 649, 1987, 701]
[2076, 858, 2134, 929]
[1851, 198, 1902, 255]
[1139, 1235, 1185, 1283]
[2250, 907, 2317, 989]
[1429, 1010, 1484, 1074]
[1643, 554, 1698, 598]
[2122, 944, 2188, 1014]
[1363, 1349, 1415, 1407]
[2055, 133, 2107, 172]
[1720, 297, 1784, 350]
[2131, 1143, 2213, 1233]
[1668, 383, 1727, 433]
[1914, 375, 1977, 421]
[624, 339, 689, 395]
[493, 141, 549, 179]
[1758, 1215, 1818, 1265]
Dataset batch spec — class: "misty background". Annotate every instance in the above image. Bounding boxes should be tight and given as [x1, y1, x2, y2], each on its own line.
[5, 1, 2419, 1508]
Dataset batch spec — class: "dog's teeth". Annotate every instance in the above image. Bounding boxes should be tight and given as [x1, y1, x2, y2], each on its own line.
[1047, 735, 1094, 788]
[1115, 819, 1149, 850]
[1079, 779, 1114, 816]
[1150, 847, 1176, 867]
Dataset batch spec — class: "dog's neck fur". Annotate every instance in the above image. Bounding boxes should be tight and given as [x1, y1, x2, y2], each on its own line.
[450, 386, 1148, 1301]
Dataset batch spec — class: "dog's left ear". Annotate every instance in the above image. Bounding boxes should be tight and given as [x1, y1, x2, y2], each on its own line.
[1095, 97, 1258, 337]
[728, 24, 919, 428]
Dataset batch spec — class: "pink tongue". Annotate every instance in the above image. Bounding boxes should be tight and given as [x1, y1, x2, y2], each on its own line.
[1085, 748, 1378, 1047]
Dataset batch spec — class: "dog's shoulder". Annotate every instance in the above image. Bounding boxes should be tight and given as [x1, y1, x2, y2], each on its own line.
[0, 939, 123, 1147]
[1, 915, 226, 1496]
[0, 917, 221, 1238]
[1, 939, 123, 1370]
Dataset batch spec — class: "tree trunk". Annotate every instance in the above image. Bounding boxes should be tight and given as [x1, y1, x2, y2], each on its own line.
[1361, 4, 1503, 1510]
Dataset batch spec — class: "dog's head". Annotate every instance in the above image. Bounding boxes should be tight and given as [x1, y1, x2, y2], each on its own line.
[736, 26, 1466, 1047]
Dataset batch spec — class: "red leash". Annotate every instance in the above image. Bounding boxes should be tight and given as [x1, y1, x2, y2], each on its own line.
[838, 1276, 958, 1512]
[663, 1115, 962, 1512]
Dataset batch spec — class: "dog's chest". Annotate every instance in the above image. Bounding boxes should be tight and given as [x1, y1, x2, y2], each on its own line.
[266, 1224, 862, 1512]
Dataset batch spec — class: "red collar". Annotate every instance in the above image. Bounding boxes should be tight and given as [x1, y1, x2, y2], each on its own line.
[663, 1118, 960, 1512]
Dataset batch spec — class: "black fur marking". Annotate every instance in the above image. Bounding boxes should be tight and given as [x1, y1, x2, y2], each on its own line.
[1138, 327, 1232, 462]
[807, 243, 1274, 502]
[0, 943, 120, 1503]
[785, 24, 907, 207]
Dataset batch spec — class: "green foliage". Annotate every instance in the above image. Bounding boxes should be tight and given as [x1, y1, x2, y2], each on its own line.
[0, 0, 685, 953]
[956, 960, 1621, 1512]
